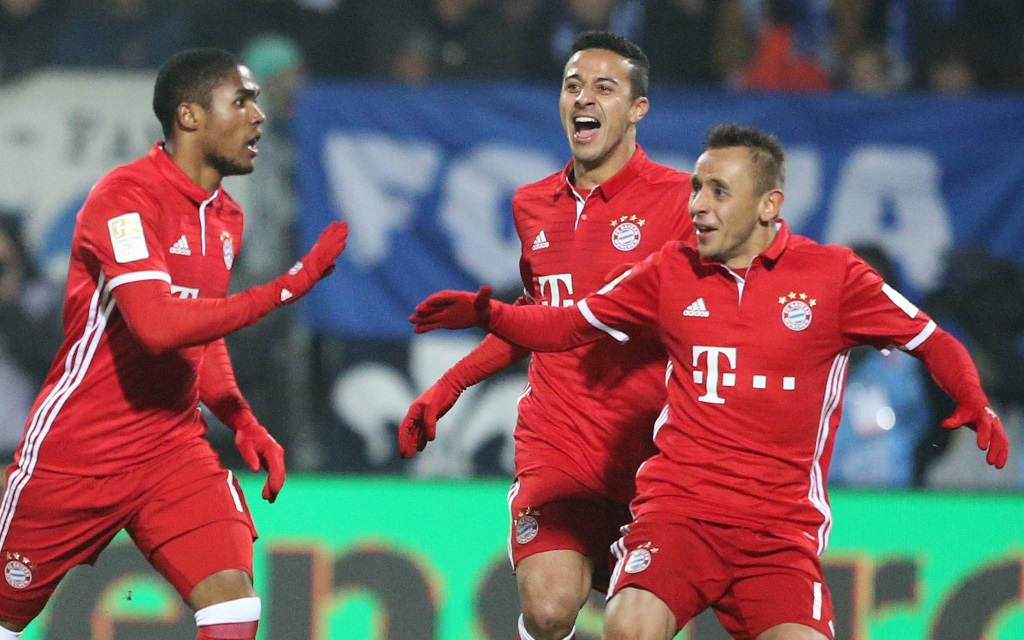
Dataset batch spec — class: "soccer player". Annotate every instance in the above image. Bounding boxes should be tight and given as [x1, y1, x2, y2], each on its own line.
[397, 31, 693, 640]
[409, 123, 1010, 640]
[0, 49, 348, 640]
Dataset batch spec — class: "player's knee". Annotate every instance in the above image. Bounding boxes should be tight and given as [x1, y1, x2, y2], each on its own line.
[0, 620, 26, 638]
[520, 583, 585, 637]
[756, 623, 829, 640]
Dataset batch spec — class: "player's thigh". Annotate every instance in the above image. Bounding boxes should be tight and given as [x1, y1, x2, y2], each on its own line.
[716, 530, 835, 640]
[129, 448, 257, 602]
[148, 519, 256, 608]
[517, 549, 593, 620]
[602, 587, 676, 640]
[607, 518, 727, 634]
[509, 472, 628, 592]
[0, 468, 127, 625]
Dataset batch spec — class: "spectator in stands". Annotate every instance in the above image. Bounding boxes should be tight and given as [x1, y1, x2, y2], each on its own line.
[735, 0, 832, 91]
[839, 41, 896, 93]
[0, 213, 63, 460]
[830, 244, 932, 487]
[54, 0, 193, 70]
[0, 0, 57, 81]
[543, 0, 648, 78]
[642, 0, 723, 86]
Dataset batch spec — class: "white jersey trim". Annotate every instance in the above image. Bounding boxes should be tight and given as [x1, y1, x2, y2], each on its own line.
[506, 479, 521, 570]
[578, 299, 629, 343]
[0, 273, 117, 551]
[107, 270, 171, 291]
[808, 350, 849, 556]
[904, 319, 936, 351]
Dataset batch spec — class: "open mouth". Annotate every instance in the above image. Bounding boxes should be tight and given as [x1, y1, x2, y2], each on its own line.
[573, 115, 601, 142]
[694, 224, 717, 239]
[246, 133, 261, 156]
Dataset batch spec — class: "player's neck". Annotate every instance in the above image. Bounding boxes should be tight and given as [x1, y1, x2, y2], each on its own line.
[571, 139, 636, 190]
[163, 140, 224, 193]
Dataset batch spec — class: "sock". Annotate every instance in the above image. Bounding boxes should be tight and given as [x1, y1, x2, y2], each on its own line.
[517, 614, 576, 640]
[195, 596, 261, 640]
[0, 627, 22, 639]
[196, 621, 258, 640]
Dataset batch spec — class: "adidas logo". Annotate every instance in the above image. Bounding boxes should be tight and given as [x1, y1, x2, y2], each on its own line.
[532, 231, 549, 251]
[683, 297, 710, 317]
[169, 235, 191, 256]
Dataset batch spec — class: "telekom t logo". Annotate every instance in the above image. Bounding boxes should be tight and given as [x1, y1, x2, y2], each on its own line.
[692, 346, 737, 404]
[538, 274, 575, 307]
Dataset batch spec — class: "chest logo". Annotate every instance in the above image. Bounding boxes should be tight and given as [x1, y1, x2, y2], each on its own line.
[532, 230, 549, 251]
[169, 235, 191, 256]
[779, 292, 816, 331]
[610, 215, 645, 251]
[683, 297, 710, 317]
[221, 231, 234, 270]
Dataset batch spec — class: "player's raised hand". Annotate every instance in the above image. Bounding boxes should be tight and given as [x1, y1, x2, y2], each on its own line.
[397, 376, 463, 458]
[273, 221, 348, 305]
[941, 404, 1009, 469]
[234, 423, 287, 502]
[410, 286, 493, 333]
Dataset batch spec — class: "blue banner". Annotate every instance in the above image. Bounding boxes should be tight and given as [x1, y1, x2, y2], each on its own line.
[295, 84, 1024, 339]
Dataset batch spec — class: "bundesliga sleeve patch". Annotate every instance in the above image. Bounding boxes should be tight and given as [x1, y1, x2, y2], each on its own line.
[107, 212, 150, 263]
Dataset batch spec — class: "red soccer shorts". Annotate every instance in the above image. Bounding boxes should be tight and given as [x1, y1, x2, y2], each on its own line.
[0, 440, 257, 625]
[508, 466, 632, 592]
[608, 516, 835, 639]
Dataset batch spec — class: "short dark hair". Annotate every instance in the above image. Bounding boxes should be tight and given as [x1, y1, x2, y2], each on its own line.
[705, 123, 786, 194]
[153, 48, 243, 139]
[570, 30, 649, 99]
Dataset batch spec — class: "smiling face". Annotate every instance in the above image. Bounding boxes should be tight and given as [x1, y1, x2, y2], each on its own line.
[195, 65, 265, 178]
[689, 146, 783, 269]
[559, 48, 648, 186]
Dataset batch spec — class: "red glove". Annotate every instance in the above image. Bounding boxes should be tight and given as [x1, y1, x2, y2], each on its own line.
[234, 422, 287, 502]
[410, 286, 493, 333]
[941, 404, 1010, 469]
[271, 221, 348, 306]
[398, 375, 463, 458]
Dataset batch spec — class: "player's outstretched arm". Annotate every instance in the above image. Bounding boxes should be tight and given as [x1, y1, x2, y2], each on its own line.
[912, 327, 1009, 468]
[114, 221, 348, 354]
[398, 332, 529, 459]
[409, 286, 604, 352]
[199, 338, 286, 502]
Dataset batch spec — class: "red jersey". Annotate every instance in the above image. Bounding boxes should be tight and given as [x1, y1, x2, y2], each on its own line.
[513, 146, 693, 504]
[15, 143, 244, 475]
[577, 221, 935, 552]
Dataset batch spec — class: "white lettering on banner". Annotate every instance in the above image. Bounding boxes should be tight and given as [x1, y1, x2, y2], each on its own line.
[439, 145, 559, 288]
[826, 147, 951, 291]
[330, 335, 523, 476]
[692, 346, 737, 404]
[322, 132, 441, 266]
[538, 273, 575, 307]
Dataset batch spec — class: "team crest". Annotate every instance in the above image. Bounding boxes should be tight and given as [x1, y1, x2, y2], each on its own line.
[221, 231, 235, 270]
[610, 215, 645, 251]
[4, 553, 35, 589]
[624, 548, 653, 574]
[779, 292, 815, 331]
[515, 515, 539, 544]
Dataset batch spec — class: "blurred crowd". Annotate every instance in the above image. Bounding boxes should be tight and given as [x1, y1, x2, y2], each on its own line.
[1, 0, 1023, 487]
[2, 0, 1023, 93]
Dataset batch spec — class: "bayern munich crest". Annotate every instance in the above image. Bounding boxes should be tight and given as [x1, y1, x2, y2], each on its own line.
[515, 515, 539, 544]
[779, 292, 816, 331]
[623, 548, 652, 574]
[610, 215, 645, 251]
[5, 560, 32, 589]
[222, 232, 235, 270]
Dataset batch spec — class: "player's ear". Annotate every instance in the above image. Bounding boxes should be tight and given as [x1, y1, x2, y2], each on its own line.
[759, 189, 784, 223]
[176, 102, 201, 133]
[629, 96, 649, 125]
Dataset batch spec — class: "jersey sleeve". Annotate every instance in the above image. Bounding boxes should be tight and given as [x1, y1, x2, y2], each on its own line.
[76, 177, 171, 290]
[577, 247, 664, 342]
[838, 251, 935, 352]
